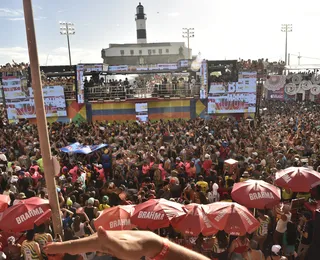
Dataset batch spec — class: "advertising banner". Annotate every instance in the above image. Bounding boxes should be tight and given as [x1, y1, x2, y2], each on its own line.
[200, 60, 208, 99]
[108, 64, 179, 73]
[267, 88, 285, 100]
[3, 77, 67, 120]
[208, 72, 257, 114]
[135, 102, 148, 122]
[76, 65, 85, 104]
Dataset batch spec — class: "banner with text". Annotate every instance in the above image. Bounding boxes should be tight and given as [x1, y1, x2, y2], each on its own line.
[3, 77, 67, 120]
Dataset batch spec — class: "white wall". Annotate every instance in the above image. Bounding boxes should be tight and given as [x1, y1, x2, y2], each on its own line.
[103, 42, 191, 58]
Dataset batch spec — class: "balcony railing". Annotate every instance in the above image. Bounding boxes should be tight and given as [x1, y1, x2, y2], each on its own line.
[85, 83, 201, 101]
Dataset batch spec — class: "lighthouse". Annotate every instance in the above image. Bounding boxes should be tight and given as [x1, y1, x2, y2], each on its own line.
[135, 2, 147, 44]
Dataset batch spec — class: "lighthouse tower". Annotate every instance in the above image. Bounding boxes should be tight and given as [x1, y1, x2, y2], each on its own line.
[135, 2, 147, 44]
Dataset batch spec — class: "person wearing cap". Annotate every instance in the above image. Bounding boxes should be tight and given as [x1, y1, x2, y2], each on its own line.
[202, 154, 212, 175]
[84, 197, 98, 223]
[266, 245, 287, 260]
[99, 195, 110, 211]
[5, 236, 20, 260]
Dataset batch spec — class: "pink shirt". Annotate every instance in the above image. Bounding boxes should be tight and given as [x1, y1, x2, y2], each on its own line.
[69, 166, 79, 183]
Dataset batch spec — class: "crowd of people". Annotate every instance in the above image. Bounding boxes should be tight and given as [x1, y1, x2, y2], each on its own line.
[0, 61, 28, 73]
[0, 98, 318, 259]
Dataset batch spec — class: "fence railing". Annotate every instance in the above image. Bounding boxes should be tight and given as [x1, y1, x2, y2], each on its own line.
[85, 83, 201, 101]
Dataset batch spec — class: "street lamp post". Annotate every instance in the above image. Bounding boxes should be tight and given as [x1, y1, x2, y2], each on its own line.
[60, 22, 75, 66]
[182, 28, 194, 59]
[281, 24, 292, 67]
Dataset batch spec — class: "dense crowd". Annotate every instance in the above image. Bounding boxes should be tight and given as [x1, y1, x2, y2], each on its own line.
[0, 97, 319, 260]
[0, 61, 28, 73]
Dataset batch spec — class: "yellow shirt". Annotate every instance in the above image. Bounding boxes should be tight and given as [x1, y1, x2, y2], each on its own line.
[99, 204, 110, 211]
[282, 189, 293, 200]
[196, 181, 209, 193]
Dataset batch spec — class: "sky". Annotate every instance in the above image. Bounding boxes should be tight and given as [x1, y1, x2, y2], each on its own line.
[1, 0, 320, 66]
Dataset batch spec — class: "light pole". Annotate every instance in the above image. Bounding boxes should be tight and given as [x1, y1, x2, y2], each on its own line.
[281, 24, 292, 66]
[182, 28, 194, 59]
[60, 21, 75, 66]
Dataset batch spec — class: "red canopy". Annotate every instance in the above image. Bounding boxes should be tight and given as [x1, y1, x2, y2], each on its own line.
[231, 180, 281, 209]
[275, 167, 320, 192]
[94, 205, 136, 231]
[171, 204, 218, 236]
[0, 195, 10, 212]
[0, 197, 50, 232]
[131, 199, 186, 230]
[34, 209, 52, 226]
[206, 202, 259, 236]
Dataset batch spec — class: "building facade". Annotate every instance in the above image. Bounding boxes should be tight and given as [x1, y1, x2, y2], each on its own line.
[101, 42, 191, 65]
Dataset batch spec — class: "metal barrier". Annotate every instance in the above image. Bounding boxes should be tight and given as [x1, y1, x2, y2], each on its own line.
[86, 83, 201, 101]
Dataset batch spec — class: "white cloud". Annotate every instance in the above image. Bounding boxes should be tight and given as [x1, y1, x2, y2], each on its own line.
[57, 10, 67, 13]
[168, 12, 180, 17]
[8, 17, 24, 21]
[34, 5, 43, 10]
[0, 8, 23, 17]
[0, 46, 101, 65]
[8, 16, 47, 22]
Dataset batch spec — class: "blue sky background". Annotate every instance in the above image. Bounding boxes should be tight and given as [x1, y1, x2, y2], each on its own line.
[0, 0, 320, 66]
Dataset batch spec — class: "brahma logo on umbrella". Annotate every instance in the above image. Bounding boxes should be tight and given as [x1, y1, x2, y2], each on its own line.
[214, 209, 227, 222]
[16, 207, 44, 224]
[109, 219, 131, 229]
[282, 175, 292, 183]
[202, 214, 213, 229]
[137, 211, 165, 220]
[238, 211, 253, 226]
[249, 192, 275, 200]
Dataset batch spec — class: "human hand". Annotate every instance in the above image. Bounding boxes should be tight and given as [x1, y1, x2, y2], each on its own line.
[44, 227, 162, 260]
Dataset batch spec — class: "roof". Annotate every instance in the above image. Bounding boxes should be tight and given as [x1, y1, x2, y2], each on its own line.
[106, 42, 186, 48]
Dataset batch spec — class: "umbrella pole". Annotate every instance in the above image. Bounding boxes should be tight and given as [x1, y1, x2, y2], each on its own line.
[22, 0, 63, 237]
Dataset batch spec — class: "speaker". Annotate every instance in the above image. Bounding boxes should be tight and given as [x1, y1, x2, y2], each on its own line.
[306, 210, 320, 260]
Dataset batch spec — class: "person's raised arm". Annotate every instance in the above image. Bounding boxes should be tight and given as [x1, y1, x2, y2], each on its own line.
[44, 227, 210, 260]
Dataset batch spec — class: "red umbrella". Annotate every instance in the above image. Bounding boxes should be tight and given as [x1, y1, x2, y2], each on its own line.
[0, 197, 50, 232]
[171, 204, 218, 236]
[0, 195, 10, 212]
[131, 199, 186, 230]
[231, 180, 281, 209]
[275, 167, 320, 192]
[206, 202, 259, 236]
[94, 205, 136, 231]
[34, 209, 52, 226]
